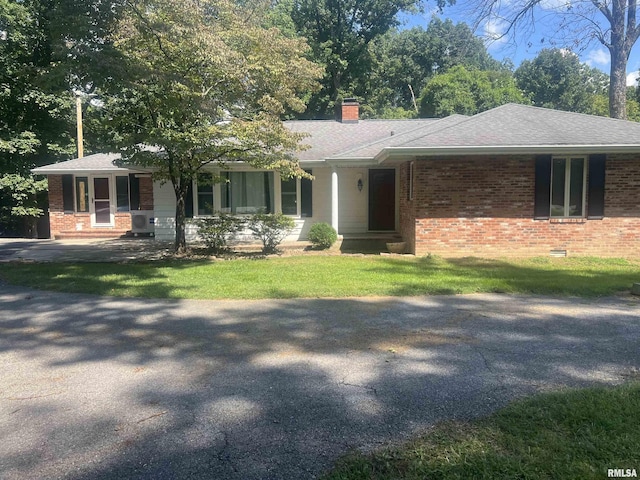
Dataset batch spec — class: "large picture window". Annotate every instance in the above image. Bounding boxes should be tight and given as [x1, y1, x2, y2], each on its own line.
[280, 177, 297, 215]
[197, 174, 214, 215]
[550, 157, 585, 217]
[221, 171, 274, 214]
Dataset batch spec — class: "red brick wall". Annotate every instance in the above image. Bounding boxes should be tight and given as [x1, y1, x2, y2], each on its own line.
[47, 174, 134, 238]
[139, 176, 154, 211]
[399, 155, 640, 257]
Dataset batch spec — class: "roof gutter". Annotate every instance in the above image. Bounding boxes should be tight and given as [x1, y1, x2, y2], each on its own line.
[378, 144, 640, 162]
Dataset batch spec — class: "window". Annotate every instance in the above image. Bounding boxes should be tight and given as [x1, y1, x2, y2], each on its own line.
[281, 177, 297, 215]
[221, 171, 274, 214]
[62, 175, 74, 212]
[197, 174, 214, 215]
[75, 177, 89, 212]
[550, 157, 585, 217]
[116, 176, 130, 212]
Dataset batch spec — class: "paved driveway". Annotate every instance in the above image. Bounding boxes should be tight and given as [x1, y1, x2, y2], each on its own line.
[0, 285, 638, 479]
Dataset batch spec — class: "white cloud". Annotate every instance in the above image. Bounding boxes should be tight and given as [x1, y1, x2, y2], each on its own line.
[626, 72, 639, 87]
[585, 48, 610, 67]
[539, 0, 571, 10]
[484, 19, 508, 48]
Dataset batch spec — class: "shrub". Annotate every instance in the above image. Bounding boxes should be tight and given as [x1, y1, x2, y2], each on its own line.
[308, 222, 337, 249]
[247, 213, 295, 254]
[196, 214, 245, 253]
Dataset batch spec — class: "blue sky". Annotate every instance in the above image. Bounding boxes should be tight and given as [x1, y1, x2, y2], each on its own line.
[401, 2, 640, 86]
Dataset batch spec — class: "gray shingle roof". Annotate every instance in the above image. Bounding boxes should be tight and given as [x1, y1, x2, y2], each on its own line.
[32, 105, 640, 174]
[397, 103, 640, 149]
[32, 153, 126, 174]
[285, 118, 440, 161]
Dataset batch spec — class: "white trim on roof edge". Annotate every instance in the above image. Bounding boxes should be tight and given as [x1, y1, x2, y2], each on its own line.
[378, 144, 640, 162]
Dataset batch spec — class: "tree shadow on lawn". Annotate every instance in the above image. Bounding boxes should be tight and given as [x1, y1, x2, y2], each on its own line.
[1, 285, 639, 479]
[371, 256, 640, 297]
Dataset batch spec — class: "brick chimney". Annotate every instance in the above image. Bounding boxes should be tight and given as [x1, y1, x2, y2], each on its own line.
[338, 98, 359, 123]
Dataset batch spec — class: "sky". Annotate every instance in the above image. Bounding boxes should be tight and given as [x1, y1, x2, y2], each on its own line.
[401, 1, 640, 87]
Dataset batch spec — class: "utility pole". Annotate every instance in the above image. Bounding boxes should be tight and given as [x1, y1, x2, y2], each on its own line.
[76, 94, 84, 158]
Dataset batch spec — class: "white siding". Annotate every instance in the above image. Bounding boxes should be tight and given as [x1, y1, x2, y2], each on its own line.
[336, 167, 369, 234]
[153, 181, 178, 241]
[151, 165, 383, 243]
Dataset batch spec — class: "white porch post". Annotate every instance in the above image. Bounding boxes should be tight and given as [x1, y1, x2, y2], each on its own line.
[331, 166, 339, 233]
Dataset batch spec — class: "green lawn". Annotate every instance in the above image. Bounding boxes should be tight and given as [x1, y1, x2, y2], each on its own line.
[0, 255, 638, 299]
[323, 382, 640, 480]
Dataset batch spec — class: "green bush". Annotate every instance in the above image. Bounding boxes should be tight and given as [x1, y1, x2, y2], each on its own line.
[308, 222, 337, 249]
[247, 213, 295, 254]
[196, 214, 245, 253]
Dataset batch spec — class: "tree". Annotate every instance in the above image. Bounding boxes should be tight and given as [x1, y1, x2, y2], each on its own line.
[367, 19, 503, 116]
[277, 0, 440, 118]
[105, 0, 320, 252]
[419, 65, 528, 117]
[514, 49, 609, 113]
[467, 0, 640, 118]
[0, 0, 120, 236]
[420, 65, 529, 117]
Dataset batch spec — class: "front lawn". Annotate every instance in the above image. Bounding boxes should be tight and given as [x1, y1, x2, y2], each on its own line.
[323, 382, 640, 480]
[0, 255, 638, 299]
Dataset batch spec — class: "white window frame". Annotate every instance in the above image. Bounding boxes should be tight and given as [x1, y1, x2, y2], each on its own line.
[550, 156, 587, 218]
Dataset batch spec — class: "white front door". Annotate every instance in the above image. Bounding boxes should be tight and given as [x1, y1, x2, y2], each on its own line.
[91, 176, 113, 226]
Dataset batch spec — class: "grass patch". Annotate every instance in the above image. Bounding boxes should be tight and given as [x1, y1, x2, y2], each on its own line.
[0, 255, 638, 299]
[324, 383, 640, 480]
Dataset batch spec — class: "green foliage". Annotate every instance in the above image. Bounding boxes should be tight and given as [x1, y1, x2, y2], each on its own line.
[0, 174, 48, 217]
[515, 49, 609, 114]
[0, 0, 120, 236]
[324, 383, 640, 479]
[278, 0, 436, 118]
[367, 20, 502, 116]
[246, 213, 296, 254]
[419, 65, 528, 117]
[105, 0, 321, 252]
[308, 222, 338, 249]
[196, 214, 245, 253]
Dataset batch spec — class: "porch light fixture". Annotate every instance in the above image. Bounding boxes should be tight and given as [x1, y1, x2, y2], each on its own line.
[356, 174, 363, 192]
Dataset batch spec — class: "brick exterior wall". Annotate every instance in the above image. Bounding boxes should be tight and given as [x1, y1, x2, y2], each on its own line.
[47, 174, 154, 238]
[139, 176, 154, 210]
[399, 155, 640, 257]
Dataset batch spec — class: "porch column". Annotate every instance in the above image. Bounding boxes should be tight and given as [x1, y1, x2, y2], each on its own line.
[331, 166, 339, 233]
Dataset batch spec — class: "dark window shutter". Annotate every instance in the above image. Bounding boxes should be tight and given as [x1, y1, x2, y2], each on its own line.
[129, 174, 141, 211]
[62, 175, 74, 212]
[534, 155, 552, 219]
[587, 154, 606, 219]
[301, 169, 312, 217]
[185, 181, 194, 218]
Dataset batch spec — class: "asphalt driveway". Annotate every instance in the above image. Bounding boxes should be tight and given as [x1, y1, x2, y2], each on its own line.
[1, 284, 638, 479]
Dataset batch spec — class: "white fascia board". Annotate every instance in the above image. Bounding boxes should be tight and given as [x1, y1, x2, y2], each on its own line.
[325, 157, 379, 167]
[381, 144, 640, 160]
[31, 167, 132, 175]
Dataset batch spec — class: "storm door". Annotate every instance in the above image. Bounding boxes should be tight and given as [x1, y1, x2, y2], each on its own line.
[92, 177, 113, 226]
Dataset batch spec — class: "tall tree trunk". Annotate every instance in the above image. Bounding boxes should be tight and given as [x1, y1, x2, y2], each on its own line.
[609, 46, 628, 119]
[174, 182, 187, 253]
